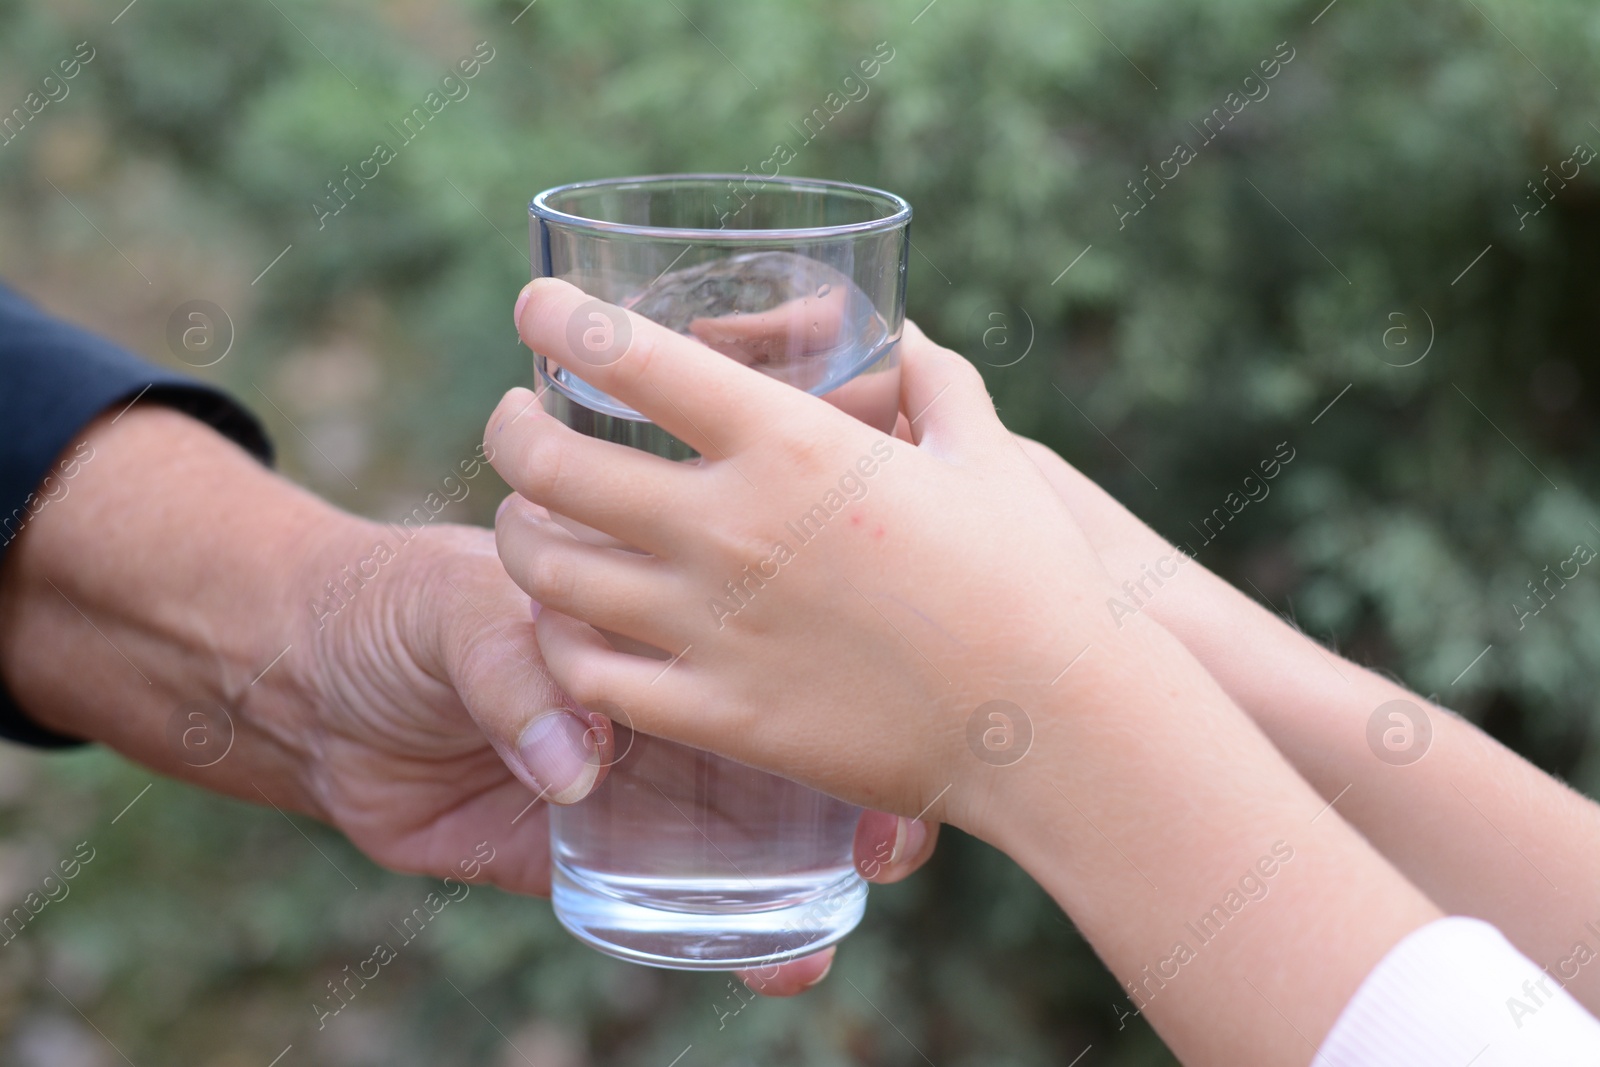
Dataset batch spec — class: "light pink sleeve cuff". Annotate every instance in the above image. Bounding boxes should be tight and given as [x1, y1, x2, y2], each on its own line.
[1316, 916, 1600, 1066]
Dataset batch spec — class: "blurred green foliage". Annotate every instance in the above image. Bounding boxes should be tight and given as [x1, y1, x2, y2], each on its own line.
[1, 0, 1598, 1062]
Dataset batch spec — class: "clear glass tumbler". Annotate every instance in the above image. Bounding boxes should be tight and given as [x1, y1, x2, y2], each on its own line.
[528, 174, 911, 970]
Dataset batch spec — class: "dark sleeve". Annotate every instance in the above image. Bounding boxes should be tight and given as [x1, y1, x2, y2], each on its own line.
[0, 282, 274, 748]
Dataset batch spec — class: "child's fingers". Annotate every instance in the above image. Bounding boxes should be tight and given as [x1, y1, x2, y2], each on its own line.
[486, 387, 699, 555]
[854, 811, 941, 885]
[517, 278, 812, 457]
[534, 608, 709, 747]
[687, 285, 853, 364]
[735, 947, 836, 997]
[814, 355, 903, 434]
[495, 498, 687, 652]
[687, 290, 900, 435]
[899, 320, 1004, 454]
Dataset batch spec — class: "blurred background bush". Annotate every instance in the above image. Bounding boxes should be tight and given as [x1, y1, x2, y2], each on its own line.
[1, 0, 1598, 1062]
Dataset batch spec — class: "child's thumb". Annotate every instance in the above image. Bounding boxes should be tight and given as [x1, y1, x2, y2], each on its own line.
[898, 320, 1005, 455]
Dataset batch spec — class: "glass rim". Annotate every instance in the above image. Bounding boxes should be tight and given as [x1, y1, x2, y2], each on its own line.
[529, 173, 912, 241]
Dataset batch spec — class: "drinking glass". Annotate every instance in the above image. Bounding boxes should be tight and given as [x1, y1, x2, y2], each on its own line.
[528, 174, 910, 969]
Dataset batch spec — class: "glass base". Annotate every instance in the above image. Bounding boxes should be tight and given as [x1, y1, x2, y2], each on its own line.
[552, 861, 868, 971]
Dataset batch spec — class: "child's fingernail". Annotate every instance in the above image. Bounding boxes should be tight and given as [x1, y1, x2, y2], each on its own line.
[517, 711, 601, 805]
[896, 818, 927, 865]
[854, 809, 898, 876]
[800, 951, 835, 990]
[496, 495, 516, 521]
[889, 817, 910, 865]
[514, 283, 534, 329]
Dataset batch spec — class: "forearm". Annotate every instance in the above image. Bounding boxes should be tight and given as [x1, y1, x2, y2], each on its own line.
[1016, 434, 1600, 1011]
[979, 614, 1439, 1067]
[0, 405, 375, 815]
[1170, 586, 1600, 1011]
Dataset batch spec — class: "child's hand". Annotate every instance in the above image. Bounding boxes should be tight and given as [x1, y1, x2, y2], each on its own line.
[489, 283, 1452, 1060]
[487, 279, 1119, 829]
